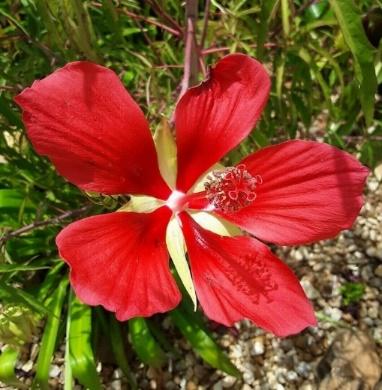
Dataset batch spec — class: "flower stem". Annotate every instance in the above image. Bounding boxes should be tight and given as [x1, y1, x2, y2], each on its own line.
[179, 0, 200, 99]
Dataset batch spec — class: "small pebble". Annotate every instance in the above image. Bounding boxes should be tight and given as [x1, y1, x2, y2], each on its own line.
[375, 264, 382, 278]
[286, 371, 298, 381]
[49, 364, 61, 378]
[222, 375, 236, 388]
[251, 338, 265, 356]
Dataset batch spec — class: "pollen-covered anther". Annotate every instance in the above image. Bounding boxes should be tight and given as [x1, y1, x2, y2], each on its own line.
[204, 164, 262, 212]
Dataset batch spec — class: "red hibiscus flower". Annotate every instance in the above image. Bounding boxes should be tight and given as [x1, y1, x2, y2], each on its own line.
[14, 54, 368, 337]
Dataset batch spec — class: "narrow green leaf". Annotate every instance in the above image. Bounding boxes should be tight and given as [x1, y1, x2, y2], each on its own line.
[33, 278, 68, 390]
[280, 0, 290, 38]
[298, 48, 333, 112]
[305, 0, 329, 21]
[0, 264, 49, 273]
[129, 317, 166, 368]
[37, 262, 66, 302]
[251, 130, 270, 148]
[170, 308, 240, 377]
[329, 0, 377, 125]
[0, 347, 27, 389]
[109, 316, 137, 389]
[0, 189, 33, 211]
[0, 95, 23, 128]
[68, 294, 101, 390]
[71, 0, 100, 62]
[256, 0, 278, 59]
[36, 0, 67, 52]
[0, 8, 30, 36]
[146, 321, 179, 357]
[64, 293, 73, 390]
[101, 0, 123, 43]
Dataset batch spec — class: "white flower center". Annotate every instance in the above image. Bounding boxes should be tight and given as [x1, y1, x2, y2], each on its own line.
[166, 190, 187, 213]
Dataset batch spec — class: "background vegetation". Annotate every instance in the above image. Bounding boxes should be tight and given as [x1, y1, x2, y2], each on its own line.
[0, 0, 381, 388]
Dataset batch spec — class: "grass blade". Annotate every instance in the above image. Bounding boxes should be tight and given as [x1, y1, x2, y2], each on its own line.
[0, 264, 49, 273]
[329, 0, 377, 125]
[68, 293, 101, 390]
[32, 278, 68, 389]
[64, 292, 73, 390]
[128, 317, 166, 368]
[37, 262, 66, 302]
[0, 189, 33, 211]
[109, 315, 137, 389]
[256, 0, 278, 60]
[280, 0, 290, 38]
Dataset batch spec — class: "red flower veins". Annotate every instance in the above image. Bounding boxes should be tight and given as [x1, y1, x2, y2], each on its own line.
[14, 54, 369, 336]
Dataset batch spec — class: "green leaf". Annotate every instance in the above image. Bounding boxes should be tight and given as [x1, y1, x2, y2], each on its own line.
[0, 189, 33, 211]
[256, 0, 278, 60]
[0, 279, 52, 316]
[129, 317, 166, 368]
[360, 140, 382, 168]
[68, 293, 102, 390]
[170, 308, 240, 377]
[304, 0, 329, 21]
[64, 293, 73, 390]
[280, 0, 290, 38]
[0, 263, 49, 273]
[0, 94, 23, 128]
[340, 282, 365, 306]
[0, 7, 30, 36]
[0, 347, 27, 389]
[329, 0, 377, 125]
[37, 262, 66, 302]
[33, 278, 68, 390]
[146, 320, 180, 357]
[109, 316, 137, 389]
[251, 130, 270, 148]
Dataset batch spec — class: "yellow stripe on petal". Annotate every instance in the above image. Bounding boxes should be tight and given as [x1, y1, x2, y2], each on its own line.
[166, 217, 197, 310]
[190, 211, 242, 237]
[154, 119, 177, 189]
[118, 195, 164, 213]
[189, 163, 225, 194]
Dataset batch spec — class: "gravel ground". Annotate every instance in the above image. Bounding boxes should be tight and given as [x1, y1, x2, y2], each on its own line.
[2, 174, 381, 390]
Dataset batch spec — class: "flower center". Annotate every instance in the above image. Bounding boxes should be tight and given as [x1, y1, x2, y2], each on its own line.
[166, 190, 187, 213]
[204, 164, 262, 212]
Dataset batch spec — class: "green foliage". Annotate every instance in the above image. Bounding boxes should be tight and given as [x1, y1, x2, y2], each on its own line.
[0, 0, 380, 386]
[109, 316, 137, 389]
[329, 0, 377, 126]
[0, 347, 27, 389]
[0, 304, 38, 346]
[340, 282, 366, 306]
[33, 278, 68, 389]
[129, 317, 166, 368]
[171, 307, 241, 377]
[67, 293, 102, 390]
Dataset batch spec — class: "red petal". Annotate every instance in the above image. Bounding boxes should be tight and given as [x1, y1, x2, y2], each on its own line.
[217, 141, 369, 245]
[15, 62, 170, 199]
[180, 212, 316, 336]
[56, 207, 181, 319]
[175, 54, 270, 192]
